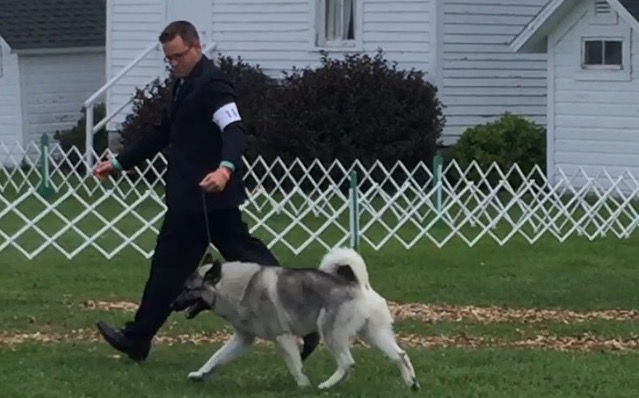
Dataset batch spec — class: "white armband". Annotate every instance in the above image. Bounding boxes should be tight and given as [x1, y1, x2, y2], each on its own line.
[212, 102, 242, 130]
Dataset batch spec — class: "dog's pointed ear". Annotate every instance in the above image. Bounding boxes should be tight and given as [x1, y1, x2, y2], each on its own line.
[336, 264, 357, 283]
[204, 259, 222, 282]
[202, 253, 214, 264]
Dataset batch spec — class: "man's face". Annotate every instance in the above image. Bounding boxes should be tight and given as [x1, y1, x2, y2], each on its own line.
[162, 35, 201, 78]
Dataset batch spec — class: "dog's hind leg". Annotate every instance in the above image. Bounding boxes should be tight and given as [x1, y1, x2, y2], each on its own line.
[188, 331, 255, 382]
[275, 334, 312, 388]
[361, 322, 420, 391]
[317, 317, 356, 390]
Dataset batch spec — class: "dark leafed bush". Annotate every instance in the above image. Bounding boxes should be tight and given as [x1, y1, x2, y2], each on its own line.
[255, 49, 445, 192]
[259, 49, 444, 169]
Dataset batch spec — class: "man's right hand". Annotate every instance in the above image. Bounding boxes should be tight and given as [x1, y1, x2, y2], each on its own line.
[92, 161, 116, 181]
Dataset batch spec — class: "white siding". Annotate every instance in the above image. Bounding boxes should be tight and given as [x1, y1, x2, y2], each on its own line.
[550, 0, 639, 187]
[104, 0, 557, 144]
[439, 0, 549, 143]
[211, 0, 319, 74]
[105, 0, 436, 130]
[106, 0, 167, 129]
[0, 39, 24, 167]
[363, 0, 433, 72]
[20, 52, 106, 146]
[211, 0, 434, 77]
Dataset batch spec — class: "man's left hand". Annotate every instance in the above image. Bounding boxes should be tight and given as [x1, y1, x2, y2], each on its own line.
[199, 168, 231, 193]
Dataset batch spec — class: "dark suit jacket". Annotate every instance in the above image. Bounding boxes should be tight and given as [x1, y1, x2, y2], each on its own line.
[115, 55, 248, 213]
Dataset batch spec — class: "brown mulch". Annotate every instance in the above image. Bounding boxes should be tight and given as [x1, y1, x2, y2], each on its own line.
[78, 299, 639, 324]
[0, 299, 619, 352]
[388, 302, 639, 324]
[2, 329, 639, 352]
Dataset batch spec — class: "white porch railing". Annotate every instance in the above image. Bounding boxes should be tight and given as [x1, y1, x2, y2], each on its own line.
[2, 141, 639, 260]
[83, 41, 218, 173]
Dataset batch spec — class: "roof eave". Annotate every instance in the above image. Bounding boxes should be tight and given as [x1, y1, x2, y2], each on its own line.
[512, 0, 639, 53]
[607, 0, 639, 32]
[0, 34, 12, 51]
[510, 0, 572, 53]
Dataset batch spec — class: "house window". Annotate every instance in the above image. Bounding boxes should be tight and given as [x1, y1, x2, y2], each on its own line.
[315, 0, 357, 47]
[582, 39, 623, 69]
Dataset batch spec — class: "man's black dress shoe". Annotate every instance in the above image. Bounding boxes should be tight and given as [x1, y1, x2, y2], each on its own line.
[96, 321, 151, 362]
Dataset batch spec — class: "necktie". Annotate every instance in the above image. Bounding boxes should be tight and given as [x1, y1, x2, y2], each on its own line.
[172, 78, 184, 105]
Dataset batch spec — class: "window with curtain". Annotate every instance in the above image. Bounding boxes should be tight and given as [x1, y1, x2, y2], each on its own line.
[316, 0, 356, 47]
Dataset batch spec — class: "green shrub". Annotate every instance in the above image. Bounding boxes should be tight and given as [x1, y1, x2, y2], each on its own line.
[450, 112, 546, 188]
[53, 103, 108, 172]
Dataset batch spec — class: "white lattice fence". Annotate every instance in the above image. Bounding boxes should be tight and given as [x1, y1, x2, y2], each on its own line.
[2, 141, 639, 259]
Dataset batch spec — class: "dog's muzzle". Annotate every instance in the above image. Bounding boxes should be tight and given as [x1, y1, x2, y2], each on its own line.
[171, 290, 210, 319]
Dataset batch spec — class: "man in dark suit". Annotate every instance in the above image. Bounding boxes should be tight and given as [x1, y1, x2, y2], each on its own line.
[92, 20, 319, 362]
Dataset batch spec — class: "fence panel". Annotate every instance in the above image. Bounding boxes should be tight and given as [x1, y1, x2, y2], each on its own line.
[1, 142, 638, 259]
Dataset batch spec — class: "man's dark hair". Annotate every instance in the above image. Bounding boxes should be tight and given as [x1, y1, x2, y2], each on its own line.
[159, 20, 200, 45]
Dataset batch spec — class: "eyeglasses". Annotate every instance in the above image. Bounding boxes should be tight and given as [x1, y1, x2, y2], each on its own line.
[164, 46, 192, 64]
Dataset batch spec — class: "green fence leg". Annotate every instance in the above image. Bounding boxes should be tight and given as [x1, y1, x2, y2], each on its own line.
[37, 133, 54, 198]
[432, 154, 445, 226]
[348, 169, 360, 251]
[433, 154, 443, 212]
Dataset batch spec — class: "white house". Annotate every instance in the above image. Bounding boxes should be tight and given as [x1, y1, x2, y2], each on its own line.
[511, 0, 639, 185]
[99, 0, 549, 146]
[0, 0, 106, 164]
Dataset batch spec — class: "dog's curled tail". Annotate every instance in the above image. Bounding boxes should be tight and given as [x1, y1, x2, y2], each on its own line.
[319, 246, 370, 287]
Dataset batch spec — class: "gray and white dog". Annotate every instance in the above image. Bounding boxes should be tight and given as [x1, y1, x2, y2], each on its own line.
[171, 247, 419, 391]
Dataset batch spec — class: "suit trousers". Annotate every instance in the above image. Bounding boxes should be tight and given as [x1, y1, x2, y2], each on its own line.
[124, 206, 278, 341]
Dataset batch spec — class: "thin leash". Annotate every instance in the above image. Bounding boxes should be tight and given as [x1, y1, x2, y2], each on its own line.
[200, 190, 216, 265]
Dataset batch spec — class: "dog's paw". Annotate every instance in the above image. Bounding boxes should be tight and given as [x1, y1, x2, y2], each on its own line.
[318, 380, 334, 390]
[410, 379, 420, 391]
[188, 371, 205, 382]
[297, 375, 312, 388]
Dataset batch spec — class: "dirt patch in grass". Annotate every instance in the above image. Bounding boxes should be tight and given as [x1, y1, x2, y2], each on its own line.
[2, 328, 639, 352]
[391, 302, 639, 323]
[78, 299, 639, 324]
[39, 299, 637, 352]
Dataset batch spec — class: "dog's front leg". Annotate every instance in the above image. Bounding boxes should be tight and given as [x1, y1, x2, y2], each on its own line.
[188, 331, 255, 382]
[275, 334, 312, 388]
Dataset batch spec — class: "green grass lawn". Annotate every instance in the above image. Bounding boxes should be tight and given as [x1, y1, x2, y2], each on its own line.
[4, 343, 639, 398]
[2, 173, 639, 396]
[1, 232, 639, 397]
